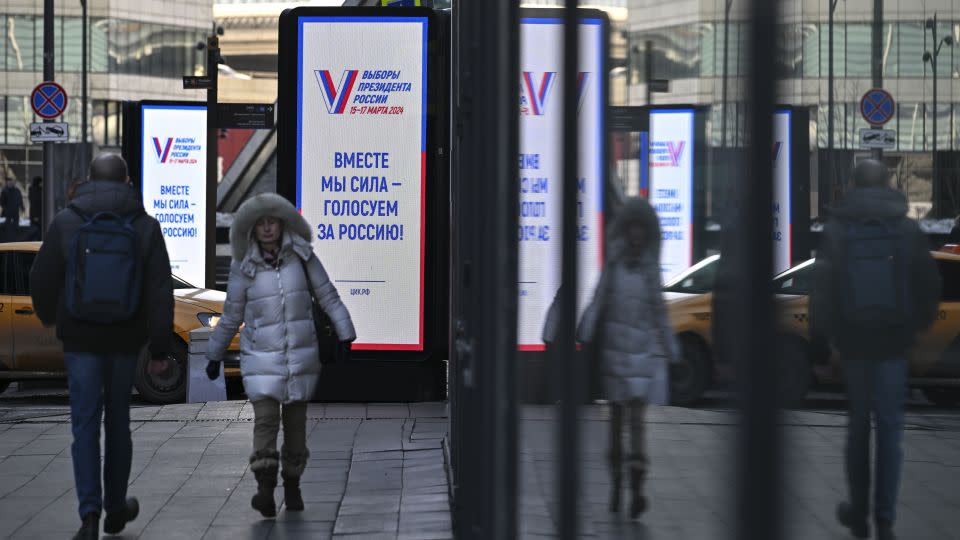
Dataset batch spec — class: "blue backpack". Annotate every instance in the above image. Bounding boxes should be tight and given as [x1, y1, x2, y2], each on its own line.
[839, 217, 912, 330]
[64, 206, 144, 324]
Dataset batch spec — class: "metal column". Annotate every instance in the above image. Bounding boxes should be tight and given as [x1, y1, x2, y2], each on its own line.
[450, 0, 519, 537]
[734, 0, 782, 538]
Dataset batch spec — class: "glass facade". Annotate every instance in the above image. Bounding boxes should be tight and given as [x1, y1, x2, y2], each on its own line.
[632, 19, 960, 151]
[2, 15, 206, 77]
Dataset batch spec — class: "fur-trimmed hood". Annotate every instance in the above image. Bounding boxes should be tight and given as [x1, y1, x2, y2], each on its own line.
[230, 193, 313, 263]
[607, 196, 661, 265]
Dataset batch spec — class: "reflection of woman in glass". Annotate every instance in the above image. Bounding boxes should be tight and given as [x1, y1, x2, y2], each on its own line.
[577, 197, 678, 520]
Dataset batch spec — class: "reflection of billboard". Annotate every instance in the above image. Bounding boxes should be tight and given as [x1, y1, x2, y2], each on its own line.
[140, 104, 207, 287]
[517, 14, 606, 350]
[773, 110, 792, 275]
[295, 16, 427, 351]
[649, 109, 694, 282]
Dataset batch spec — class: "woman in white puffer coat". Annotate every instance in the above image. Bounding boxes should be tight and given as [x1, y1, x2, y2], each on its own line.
[205, 193, 355, 518]
[576, 197, 679, 521]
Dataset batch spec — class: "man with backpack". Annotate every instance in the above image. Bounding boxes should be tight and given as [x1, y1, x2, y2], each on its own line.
[29, 153, 173, 540]
[811, 159, 941, 540]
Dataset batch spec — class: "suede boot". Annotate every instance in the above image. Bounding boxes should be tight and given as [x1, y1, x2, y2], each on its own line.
[281, 447, 309, 512]
[250, 449, 279, 518]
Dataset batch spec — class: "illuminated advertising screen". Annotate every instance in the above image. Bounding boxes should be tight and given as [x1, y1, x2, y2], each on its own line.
[295, 15, 427, 351]
[516, 14, 606, 350]
[140, 104, 207, 288]
[773, 110, 792, 275]
[649, 109, 694, 282]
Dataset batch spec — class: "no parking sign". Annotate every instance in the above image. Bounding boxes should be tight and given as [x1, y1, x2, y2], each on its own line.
[31, 82, 68, 119]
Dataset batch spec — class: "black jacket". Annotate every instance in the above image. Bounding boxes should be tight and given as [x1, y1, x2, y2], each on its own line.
[1, 186, 23, 219]
[28, 184, 41, 222]
[810, 187, 941, 356]
[29, 180, 174, 357]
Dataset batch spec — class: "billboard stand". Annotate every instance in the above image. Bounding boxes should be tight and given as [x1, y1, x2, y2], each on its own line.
[277, 6, 446, 401]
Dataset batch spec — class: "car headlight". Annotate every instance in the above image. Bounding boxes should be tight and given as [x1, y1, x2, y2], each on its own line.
[197, 313, 221, 328]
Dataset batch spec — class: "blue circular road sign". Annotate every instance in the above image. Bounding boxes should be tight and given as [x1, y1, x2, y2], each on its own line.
[31, 82, 68, 119]
[860, 88, 895, 127]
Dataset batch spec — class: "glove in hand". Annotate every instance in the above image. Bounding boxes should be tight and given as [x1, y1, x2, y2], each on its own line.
[206, 360, 221, 381]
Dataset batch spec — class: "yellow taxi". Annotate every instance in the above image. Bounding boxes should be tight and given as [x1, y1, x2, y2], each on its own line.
[0, 242, 240, 403]
[663, 252, 960, 407]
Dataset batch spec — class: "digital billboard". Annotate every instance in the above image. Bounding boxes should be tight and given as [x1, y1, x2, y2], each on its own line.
[648, 109, 694, 283]
[295, 16, 428, 351]
[773, 110, 792, 275]
[516, 14, 606, 350]
[140, 104, 208, 288]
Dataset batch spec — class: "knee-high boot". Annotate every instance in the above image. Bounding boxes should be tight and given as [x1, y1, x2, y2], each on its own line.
[250, 449, 279, 518]
[281, 447, 309, 511]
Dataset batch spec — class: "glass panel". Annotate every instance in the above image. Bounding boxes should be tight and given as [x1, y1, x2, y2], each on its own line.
[819, 22, 845, 77]
[55, 16, 64, 72]
[90, 18, 108, 72]
[700, 22, 716, 77]
[63, 17, 83, 72]
[899, 21, 925, 78]
[846, 23, 871, 78]
[777, 23, 803, 79]
[5, 96, 27, 145]
[883, 22, 898, 78]
[899, 102, 922, 151]
[802, 23, 819, 78]
[7, 16, 36, 71]
[0, 97, 5, 145]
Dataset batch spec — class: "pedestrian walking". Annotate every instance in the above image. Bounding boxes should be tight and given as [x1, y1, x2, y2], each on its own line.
[29, 153, 174, 540]
[574, 197, 678, 520]
[204, 193, 355, 518]
[28, 176, 42, 228]
[811, 159, 941, 540]
[1, 177, 24, 227]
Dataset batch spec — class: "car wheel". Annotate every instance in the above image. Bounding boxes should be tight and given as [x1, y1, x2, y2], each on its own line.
[922, 388, 960, 408]
[134, 338, 188, 404]
[670, 335, 711, 406]
[0, 363, 10, 395]
[778, 338, 812, 408]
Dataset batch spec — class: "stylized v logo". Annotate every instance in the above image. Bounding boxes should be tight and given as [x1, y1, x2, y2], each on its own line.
[522, 72, 556, 116]
[315, 70, 360, 114]
[666, 141, 685, 166]
[772, 142, 783, 161]
[152, 137, 173, 163]
[576, 72, 589, 112]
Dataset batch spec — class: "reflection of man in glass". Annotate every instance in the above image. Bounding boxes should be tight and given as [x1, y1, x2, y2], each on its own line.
[29, 176, 42, 228]
[1, 177, 24, 227]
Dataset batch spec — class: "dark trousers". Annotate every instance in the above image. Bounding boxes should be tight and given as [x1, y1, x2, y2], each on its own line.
[65, 351, 138, 519]
[842, 355, 908, 524]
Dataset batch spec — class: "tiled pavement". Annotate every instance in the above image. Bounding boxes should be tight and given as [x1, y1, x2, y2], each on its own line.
[4, 396, 960, 539]
[0, 402, 451, 540]
[518, 405, 960, 539]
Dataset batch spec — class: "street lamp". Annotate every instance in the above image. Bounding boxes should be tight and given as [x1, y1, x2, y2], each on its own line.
[923, 13, 953, 218]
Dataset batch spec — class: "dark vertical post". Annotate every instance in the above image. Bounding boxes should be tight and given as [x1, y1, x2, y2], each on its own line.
[644, 39, 653, 106]
[81, 0, 88, 146]
[735, 0, 781, 538]
[42, 0, 55, 233]
[870, 0, 882, 161]
[206, 34, 219, 289]
[452, 0, 519, 537]
[826, 0, 838, 210]
[558, 0, 580, 537]
[721, 0, 732, 149]
[932, 15, 940, 218]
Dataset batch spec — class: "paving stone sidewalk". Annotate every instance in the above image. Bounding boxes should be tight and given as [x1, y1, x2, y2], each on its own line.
[519, 405, 960, 539]
[0, 401, 451, 540]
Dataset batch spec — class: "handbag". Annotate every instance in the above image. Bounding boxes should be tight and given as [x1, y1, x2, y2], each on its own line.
[298, 256, 340, 365]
